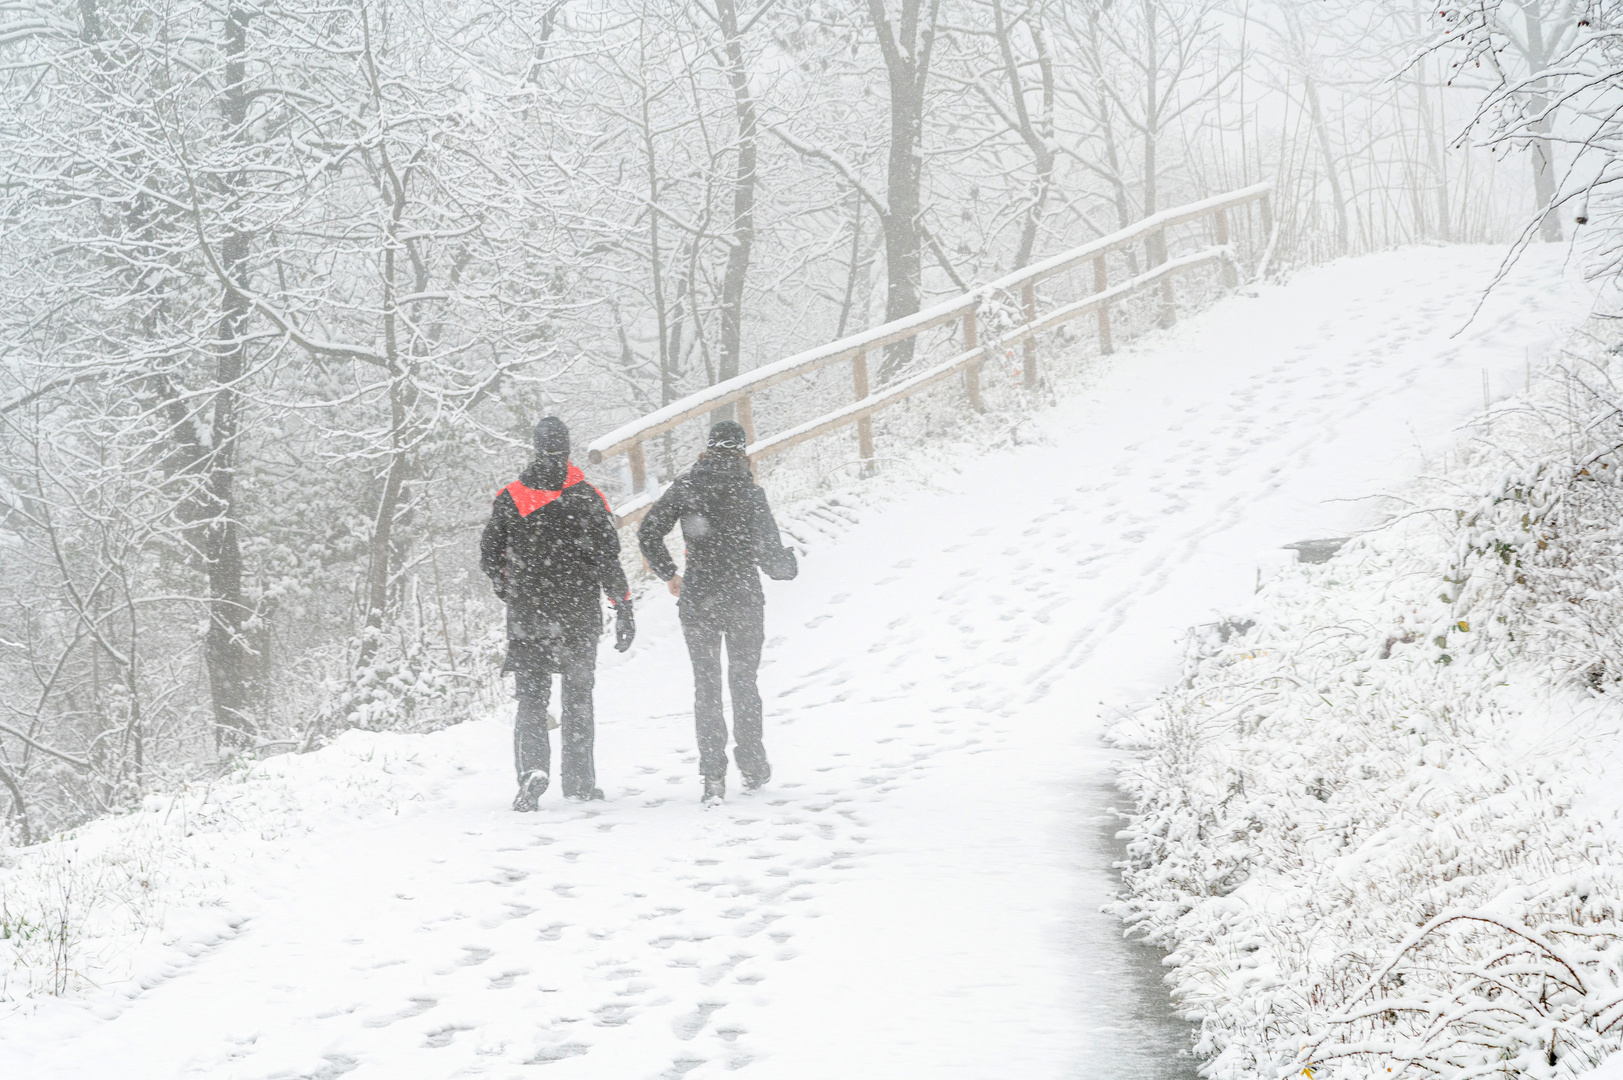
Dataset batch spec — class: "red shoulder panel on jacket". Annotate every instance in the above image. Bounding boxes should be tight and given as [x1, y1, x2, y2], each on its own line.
[505, 481, 558, 518]
[505, 462, 590, 518]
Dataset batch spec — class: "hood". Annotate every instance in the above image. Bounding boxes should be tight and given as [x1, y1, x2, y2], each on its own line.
[691, 451, 752, 484]
[507, 462, 585, 517]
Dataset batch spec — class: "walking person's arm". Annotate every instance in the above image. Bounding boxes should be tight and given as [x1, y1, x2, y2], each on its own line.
[587, 499, 631, 607]
[638, 482, 687, 595]
[480, 495, 513, 599]
[582, 487, 636, 651]
[750, 486, 798, 581]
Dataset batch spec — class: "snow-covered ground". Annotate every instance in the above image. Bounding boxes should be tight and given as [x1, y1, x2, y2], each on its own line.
[0, 246, 1594, 1079]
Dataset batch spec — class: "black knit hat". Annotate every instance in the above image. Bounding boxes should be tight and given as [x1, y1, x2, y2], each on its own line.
[532, 416, 570, 458]
[707, 420, 748, 451]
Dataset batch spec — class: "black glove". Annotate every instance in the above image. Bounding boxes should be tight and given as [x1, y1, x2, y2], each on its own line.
[614, 600, 635, 652]
[762, 545, 798, 581]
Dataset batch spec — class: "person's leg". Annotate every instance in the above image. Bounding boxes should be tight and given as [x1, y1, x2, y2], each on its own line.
[513, 664, 553, 809]
[681, 610, 729, 783]
[558, 635, 599, 799]
[724, 603, 769, 786]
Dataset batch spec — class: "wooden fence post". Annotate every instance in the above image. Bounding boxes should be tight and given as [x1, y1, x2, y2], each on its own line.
[1214, 208, 1238, 288]
[1256, 194, 1277, 279]
[964, 309, 983, 412]
[1156, 227, 1176, 328]
[1093, 256, 1113, 355]
[853, 349, 875, 472]
[628, 441, 647, 495]
[737, 394, 759, 476]
[1022, 282, 1038, 388]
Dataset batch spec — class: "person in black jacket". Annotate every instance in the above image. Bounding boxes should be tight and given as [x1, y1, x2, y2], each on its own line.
[638, 420, 797, 804]
[481, 417, 633, 810]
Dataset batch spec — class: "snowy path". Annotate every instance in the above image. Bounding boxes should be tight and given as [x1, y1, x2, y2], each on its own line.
[1, 247, 1594, 1079]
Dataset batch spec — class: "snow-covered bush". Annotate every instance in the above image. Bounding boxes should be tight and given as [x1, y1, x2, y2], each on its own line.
[291, 620, 507, 753]
[0, 729, 443, 1003]
[1113, 329, 1623, 1080]
[1441, 360, 1623, 693]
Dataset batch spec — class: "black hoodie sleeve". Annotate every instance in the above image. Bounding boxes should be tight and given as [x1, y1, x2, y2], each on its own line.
[479, 491, 514, 588]
[585, 490, 631, 605]
[750, 484, 798, 581]
[637, 480, 686, 581]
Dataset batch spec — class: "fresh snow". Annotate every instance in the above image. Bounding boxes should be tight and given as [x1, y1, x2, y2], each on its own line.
[0, 245, 1594, 1079]
[1108, 294, 1623, 1077]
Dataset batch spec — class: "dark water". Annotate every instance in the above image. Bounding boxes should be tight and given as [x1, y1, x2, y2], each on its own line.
[1058, 768, 1203, 1080]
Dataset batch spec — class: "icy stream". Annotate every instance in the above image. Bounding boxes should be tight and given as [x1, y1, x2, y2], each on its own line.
[1078, 771, 1202, 1080]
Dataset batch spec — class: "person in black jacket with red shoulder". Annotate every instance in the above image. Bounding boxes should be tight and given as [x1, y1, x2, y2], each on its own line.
[481, 417, 633, 810]
[638, 421, 797, 805]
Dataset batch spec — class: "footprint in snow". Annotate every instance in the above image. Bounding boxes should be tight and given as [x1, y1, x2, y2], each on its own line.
[305, 1055, 359, 1080]
[673, 1001, 727, 1040]
[424, 1025, 471, 1048]
[594, 1003, 634, 1027]
[527, 1043, 589, 1065]
[362, 997, 437, 1028]
[458, 946, 492, 966]
[488, 866, 527, 885]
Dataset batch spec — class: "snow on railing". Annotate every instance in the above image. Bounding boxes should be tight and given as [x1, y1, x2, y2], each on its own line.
[589, 182, 1273, 526]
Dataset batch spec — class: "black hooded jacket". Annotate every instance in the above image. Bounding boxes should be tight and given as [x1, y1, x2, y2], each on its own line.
[638, 451, 797, 616]
[480, 458, 628, 641]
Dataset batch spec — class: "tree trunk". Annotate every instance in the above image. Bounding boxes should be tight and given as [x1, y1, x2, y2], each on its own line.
[992, 0, 1056, 269]
[1142, 0, 1174, 327]
[1303, 74, 1349, 252]
[205, 2, 258, 752]
[713, 0, 758, 425]
[868, 0, 939, 382]
[358, 6, 418, 671]
[837, 187, 866, 337]
[1524, 8, 1562, 242]
[1414, 53, 1449, 243]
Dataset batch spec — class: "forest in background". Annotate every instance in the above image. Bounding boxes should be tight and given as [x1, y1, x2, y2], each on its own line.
[0, 0, 1595, 842]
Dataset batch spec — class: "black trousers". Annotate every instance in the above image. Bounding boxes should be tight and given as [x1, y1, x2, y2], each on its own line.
[680, 601, 767, 783]
[508, 635, 597, 798]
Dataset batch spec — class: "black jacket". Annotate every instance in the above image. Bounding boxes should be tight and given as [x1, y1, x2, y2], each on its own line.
[638, 451, 797, 617]
[480, 460, 628, 642]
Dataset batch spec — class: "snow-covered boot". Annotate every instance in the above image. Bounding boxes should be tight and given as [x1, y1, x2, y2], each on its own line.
[512, 770, 549, 812]
[701, 777, 725, 806]
[564, 787, 605, 802]
[742, 765, 770, 792]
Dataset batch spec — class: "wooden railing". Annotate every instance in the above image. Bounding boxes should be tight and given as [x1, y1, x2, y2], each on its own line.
[589, 182, 1273, 526]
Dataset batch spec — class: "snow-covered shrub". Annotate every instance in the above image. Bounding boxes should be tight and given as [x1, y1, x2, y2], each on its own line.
[292, 620, 506, 752]
[1113, 329, 1623, 1080]
[0, 729, 443, 1003]
[1304, 898, 1623, 1080]
[0, 812, 219, 1000]
[1439, 356, 1623, 693]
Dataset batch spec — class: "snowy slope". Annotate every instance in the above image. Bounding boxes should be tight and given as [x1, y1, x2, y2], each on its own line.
[0, 245, 1593, 1080]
